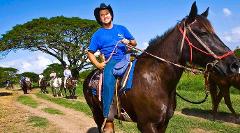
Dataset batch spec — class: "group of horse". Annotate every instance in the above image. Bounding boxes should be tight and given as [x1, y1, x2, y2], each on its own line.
[39, 77, 78, 98]
[83, 2, 240, 133]
[20, 76, 77, 99]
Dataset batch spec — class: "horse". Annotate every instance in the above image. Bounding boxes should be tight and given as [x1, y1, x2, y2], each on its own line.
[83, 2, 240, 132]
[20, 77, 32, 94]
[39, 78, 49, 94]
[206, 70, 240, 118]
[65, 77, 78, 99]
[50, 77, 62, 97]
[5, 80, 14, 89]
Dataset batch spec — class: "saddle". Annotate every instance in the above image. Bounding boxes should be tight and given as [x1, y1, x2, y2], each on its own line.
[88, 55, 135, 98]
[88, 55, 136, 122]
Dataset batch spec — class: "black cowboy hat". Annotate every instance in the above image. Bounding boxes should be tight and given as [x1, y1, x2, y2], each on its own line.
[94, 3, 114, 25]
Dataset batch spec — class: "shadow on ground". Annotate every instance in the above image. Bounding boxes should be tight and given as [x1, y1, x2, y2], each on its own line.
[181, 108, 240, 124]
[0, 92, 12, 96]
[87, 127, 99, 133]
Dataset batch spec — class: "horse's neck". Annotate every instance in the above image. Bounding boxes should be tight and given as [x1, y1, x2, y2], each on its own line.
[136, 27, 185, 87]
[145, 28, 183, 64]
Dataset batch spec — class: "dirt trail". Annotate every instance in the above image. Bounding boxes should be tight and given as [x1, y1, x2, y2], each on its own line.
[0, 88, 60, 133]
[0, 88, 98, 133]
[16, 94, 98, 133]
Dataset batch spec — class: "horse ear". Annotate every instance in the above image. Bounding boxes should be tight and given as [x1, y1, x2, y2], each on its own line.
[186, 1, 198, 24]
[201, 7, 209, 17]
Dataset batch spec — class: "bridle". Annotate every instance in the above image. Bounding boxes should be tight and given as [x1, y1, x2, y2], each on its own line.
[178, 20, 234, 65]
[175, 20, 234, 104]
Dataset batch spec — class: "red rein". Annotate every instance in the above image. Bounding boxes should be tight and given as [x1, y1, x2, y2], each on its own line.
[178, 25, 234, 64]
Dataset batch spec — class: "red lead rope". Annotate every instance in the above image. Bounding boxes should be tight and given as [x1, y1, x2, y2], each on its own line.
[178, 25, 234, 62]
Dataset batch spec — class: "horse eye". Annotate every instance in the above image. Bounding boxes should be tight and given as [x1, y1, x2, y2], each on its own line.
[200, 32, 208, 36]
[194, 30, 208, 36]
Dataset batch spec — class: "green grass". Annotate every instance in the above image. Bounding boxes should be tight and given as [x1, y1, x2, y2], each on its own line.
[177, 72, 240, 113]
[36, 93, 92, 116]
[35, 72, 240, 132]
[42, 108, 64, 115]
[27, 116, 49, 128]
[17, 95, 39, 108]
[167, 114, 240, 133]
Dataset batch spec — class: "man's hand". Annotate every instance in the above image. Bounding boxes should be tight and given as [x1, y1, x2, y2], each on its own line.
[121, 38, 130, 45]
[96, 62, 106, 70]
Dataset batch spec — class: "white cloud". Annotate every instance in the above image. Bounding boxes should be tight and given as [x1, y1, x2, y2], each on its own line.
[0, 52, 59, 74]
[223, 8, 232, 16]
[222, 26, 240, 49]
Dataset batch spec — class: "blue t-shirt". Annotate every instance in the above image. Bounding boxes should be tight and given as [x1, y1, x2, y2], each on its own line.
[88, 24, 134, 61]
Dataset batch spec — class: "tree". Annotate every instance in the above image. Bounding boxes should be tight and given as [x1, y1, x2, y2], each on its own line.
[42, 63, 64, 80]
[0, 16, 99, 78]
[0, 67, 18, 87]
[20, 72, 39, 83]
[234, 48, 240, 58]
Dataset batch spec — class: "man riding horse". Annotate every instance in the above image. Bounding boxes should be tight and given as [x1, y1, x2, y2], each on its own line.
[87, 3, 137, 132]
[20, 76, 32, 94]
[84, 2, 240, 133]
[63, 65, 72, 88]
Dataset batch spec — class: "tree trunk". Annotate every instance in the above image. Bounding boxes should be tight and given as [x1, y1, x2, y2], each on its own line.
[71, 68, 79, 79]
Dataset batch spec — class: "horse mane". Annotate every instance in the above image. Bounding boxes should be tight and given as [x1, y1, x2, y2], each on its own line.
[146, 27, 175, 52]
[196, 15, 214, 33]
[143, 15, 214, 55]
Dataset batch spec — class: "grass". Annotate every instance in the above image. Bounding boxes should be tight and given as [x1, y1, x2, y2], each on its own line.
[36, 93, 92, 116]
[17, 95, 38, 108]
[42, 107, 64, 115]
[27, 116, 49, 128]
[167, 114, 240, 133]
[35, 72, 240, 132]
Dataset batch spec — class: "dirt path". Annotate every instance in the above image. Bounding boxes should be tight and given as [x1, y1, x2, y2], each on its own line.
[0, 87, 98, 133]
[0, 88, 60, 133]
[16, 94, 98, 133]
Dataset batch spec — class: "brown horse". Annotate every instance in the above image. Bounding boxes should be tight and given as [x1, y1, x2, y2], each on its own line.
[39, 78, 49, 94]
[83, 2, 240, 132]
[206, 70, 240, 118]
[66, 77, 77, 98]
[20, 78, 32, 94]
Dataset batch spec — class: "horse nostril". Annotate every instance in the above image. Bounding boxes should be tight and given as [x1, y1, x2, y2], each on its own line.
[230, 62, 240, 73]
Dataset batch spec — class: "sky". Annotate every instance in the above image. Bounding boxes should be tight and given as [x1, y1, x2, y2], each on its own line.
[0, 0, 240, 74]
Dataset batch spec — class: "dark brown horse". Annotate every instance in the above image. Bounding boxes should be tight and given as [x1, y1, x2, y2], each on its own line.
[206, 70, 240, 118]
[20, 78, 32, 94]
[39, 78, 49, 94]
[66, 77, 77, 98]
[83, 2, 240, 132]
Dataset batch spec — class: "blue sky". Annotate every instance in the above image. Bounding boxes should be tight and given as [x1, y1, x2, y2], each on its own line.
[0, 0, 240, 74]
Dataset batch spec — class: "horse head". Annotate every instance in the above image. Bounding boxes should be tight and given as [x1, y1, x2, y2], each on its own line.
[179, 2, 240, 76]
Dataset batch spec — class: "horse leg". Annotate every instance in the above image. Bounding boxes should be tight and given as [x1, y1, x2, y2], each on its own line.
[58, 87, 61, 96]
[57, 87, 62, 97]
[91, 100, 105, 132]
[73, 87, 76, 97]
[23, 87, 28, 94]
[213, 88, 224, 116]
[221, 87, 237, 117]
[45, 87, 49, 94]
[52, 87, 56, 97]
[64, 87, 67, 97]
[209, 82, 219, 118]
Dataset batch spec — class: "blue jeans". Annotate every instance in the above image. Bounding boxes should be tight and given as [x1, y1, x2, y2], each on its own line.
[103, 59, 118, 118]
